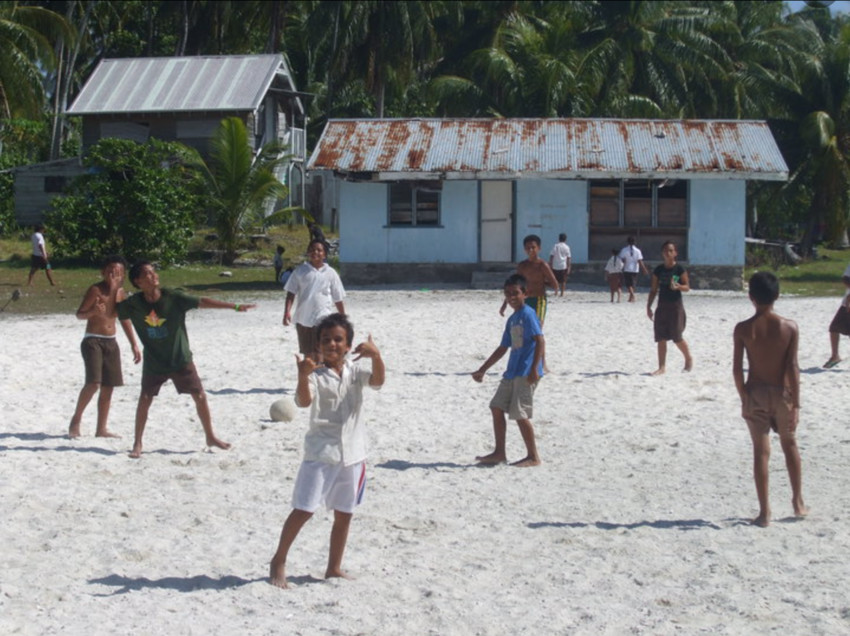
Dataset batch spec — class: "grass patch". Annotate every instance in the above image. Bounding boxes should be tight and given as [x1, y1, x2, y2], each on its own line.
[744, 246, 850, 297]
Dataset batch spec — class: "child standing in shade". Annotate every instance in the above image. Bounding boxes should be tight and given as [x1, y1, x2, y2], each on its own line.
[646, 241, 693, 375]
[733, 271, 807, 527]
[270, 313, 384, 588]
[474, 274, 545, 467]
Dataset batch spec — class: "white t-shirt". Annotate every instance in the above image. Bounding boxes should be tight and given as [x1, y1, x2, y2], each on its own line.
[284, 261, 346, 327]
[549, 242, 571, 270]
[605, 255, 623, 274]
[618, 244, 644, 273]
[31, 231, 45, 257]
[297, 358, 381, 466]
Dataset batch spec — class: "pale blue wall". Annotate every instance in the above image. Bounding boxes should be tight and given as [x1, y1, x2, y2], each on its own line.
[689, 180, 745, 265]
[339, 180, 478, 263]
[515, 180, 588, 261]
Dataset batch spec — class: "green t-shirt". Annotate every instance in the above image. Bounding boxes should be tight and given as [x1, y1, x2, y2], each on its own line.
[118, 288, 200, 376]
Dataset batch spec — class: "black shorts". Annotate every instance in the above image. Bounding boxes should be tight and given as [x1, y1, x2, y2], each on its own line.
[623, 272, 637, 288]
[829, 306, 850, 336]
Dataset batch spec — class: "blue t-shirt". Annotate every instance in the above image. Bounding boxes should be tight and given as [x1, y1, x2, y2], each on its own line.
[500, 304, 544, 379]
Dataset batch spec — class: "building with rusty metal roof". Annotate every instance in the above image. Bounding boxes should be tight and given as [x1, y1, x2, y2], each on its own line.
[308, 118, 788, 289]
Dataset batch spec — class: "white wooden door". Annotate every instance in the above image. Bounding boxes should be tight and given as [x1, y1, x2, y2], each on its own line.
[480, 181, 513, 262]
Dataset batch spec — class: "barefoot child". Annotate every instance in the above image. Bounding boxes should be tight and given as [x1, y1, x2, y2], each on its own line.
[604, 248, 623, 303]
[270, 313, 385, 588]
[646, 241, 693, 375]
[500, 234, 559, 326]
[117, 260, 256, 458]
[823, 262, 850, 368]
[474, 274, 544, 467]
[69, 255, 141, 438]
[734, 272, 807, 527]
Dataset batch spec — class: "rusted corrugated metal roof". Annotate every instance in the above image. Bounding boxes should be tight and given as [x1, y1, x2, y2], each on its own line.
[307, 118, 787, 181]
[68, 54, 297, 115]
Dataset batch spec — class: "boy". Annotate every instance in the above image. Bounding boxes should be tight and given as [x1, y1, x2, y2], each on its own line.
[69, 255, 141, 438]
[500, 234, 559, 327]
[646, 241, 693, 375]
[474, 274, 544, 467]
[117, 260, 256, 458]
[733, 271, 807, 527]
[618, 236, 649, 302]
[269, 313, 384, 588]
[823, 262, 850, 368]
[548, 233, 572, 296]
[27, 224, 56, 286]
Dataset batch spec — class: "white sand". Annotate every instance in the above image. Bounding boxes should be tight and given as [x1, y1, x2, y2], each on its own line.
[2, 286, 850, 635]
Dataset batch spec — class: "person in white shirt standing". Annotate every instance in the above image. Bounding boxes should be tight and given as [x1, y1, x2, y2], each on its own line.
[617, 236, 649, 302]
[27, 224, 57, 286]
[548, 233, 572, 297]
[283, 238, 346, 361]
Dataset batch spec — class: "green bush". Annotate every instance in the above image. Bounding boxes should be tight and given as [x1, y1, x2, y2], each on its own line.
[47, 138, 205, 265]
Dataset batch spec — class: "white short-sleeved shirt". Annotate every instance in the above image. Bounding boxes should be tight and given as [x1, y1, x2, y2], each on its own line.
[549, 242, 571, 270]
[284, 261, 346, 327]
[618, 244, 644, 273]
[605, 255, 623, 274]
[297, 358, 381, 466]
[31, 232, 45, 257]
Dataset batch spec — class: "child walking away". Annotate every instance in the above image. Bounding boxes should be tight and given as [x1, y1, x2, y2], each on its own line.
[473, 274, 544, 467]
[269, 313, 385, 588]
[604, 248, 623, 303]
[646, 241, 693, 375]
[733, 272, 807, 527]
[823, 262, 850, 368]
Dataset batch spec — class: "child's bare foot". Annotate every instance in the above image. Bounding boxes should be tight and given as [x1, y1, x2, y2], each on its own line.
[511, 456, 541, 467]
[129, 443, 143, 459]
[95, 429, 121, 438]
[325, 568, 354, 581]
[752, 512, 770, 527]
[69, 419, 82, 438]
[793, 499, 809, 518]
[650, 367, 666, 376]
[684, 357, 693, 372]
[206, 436, 232, 451]
[475, 451, 506, 465]
[269, 557, 289, 588]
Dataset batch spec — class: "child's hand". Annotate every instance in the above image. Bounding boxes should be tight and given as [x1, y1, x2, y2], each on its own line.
[353, 334, 380, 360]
[472, 369, 485, 383]
[295, 354, 317, 376]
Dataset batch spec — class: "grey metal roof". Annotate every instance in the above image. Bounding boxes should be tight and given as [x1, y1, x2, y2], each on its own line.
[308, 118, 788, 181]
[68, 54, 298, 115]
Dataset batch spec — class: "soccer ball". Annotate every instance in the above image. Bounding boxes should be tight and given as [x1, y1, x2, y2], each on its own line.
[269, 398, 297, 422]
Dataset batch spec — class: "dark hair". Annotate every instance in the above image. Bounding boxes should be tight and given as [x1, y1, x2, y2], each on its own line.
[559, 233, 567, 242]
[627, 236, 635, 244]
[523, 234, 541, 247]
[504, 273, 527, 292]
[661, 240, 676, 251]
[129, 260, 152, 288]
[748, 271, 779, 305]
[102, 254, 127, 269]
[316, 312, 353, 346]
[307, 238, 328, 254]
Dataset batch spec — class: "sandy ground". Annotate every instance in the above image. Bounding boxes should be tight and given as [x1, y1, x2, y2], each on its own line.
[2, 284, 850, 635]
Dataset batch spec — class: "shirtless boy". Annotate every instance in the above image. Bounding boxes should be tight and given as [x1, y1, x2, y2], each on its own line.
[500, 235, 559, 327]
[69, 255, 141, 438]
[733, 271, 807, 527]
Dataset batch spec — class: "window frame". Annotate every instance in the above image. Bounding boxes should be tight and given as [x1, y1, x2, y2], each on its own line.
[387, 181, 442, 227]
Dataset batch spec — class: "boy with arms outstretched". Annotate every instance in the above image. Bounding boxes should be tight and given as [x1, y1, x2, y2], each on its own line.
[475, 274, 544, 467]
[270, 313, 385, 588]
[69, 255, 141, 438]
[733, 272, 807, 527]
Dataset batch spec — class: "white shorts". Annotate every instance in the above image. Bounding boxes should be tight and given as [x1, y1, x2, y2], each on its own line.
[292, 460, 366, 514]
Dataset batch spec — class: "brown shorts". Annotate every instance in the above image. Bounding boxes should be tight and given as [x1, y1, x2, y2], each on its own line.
[141, 362, 204, 397]
[553, 269, 567, 285]
[81, 337, 123, 387]
[30, 255, 48, 270]
[295, 323, 318, 357]
[829, 305, 850, 336]
[654, 301, 686, 343]
[607, 272, 622, 292]
[743, 384, 795, 436]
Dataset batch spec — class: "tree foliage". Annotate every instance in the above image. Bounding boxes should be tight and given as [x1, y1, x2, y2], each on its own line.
[46, 138, 204, 264]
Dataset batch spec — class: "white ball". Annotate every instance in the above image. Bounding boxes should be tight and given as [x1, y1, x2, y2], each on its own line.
[269, 398, 297, 422]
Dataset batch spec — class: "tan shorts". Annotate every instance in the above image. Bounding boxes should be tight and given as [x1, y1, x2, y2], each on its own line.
[81, 336, 123, 387]
[743, 384, 795, 436]
[490, 377, 537, 420]
[141, 362, 204, 397]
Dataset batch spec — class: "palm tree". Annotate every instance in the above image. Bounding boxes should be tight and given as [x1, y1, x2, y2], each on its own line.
[201, 117, 291, 264]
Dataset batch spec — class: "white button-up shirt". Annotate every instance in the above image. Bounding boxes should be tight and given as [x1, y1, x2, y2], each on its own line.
[284, 262, 346, 327]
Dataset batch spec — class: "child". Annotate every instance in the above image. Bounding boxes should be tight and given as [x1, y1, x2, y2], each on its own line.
[474, 274, 544, 467]
[604, 248, 623, 303]
[117, 260, 256, 458]
[548, 233, 572, 297]
[823, 262, 850, 368]
[733, 271, 807, 527]
[270, 313, 385, 588]
[283, 239, 346, 361]
[646, 241, 693, 375]
[273, 245, 285, 283]
[500, 234, 559, 327]
[27, 224, 57, 286]
[69, 255, 141, 438]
